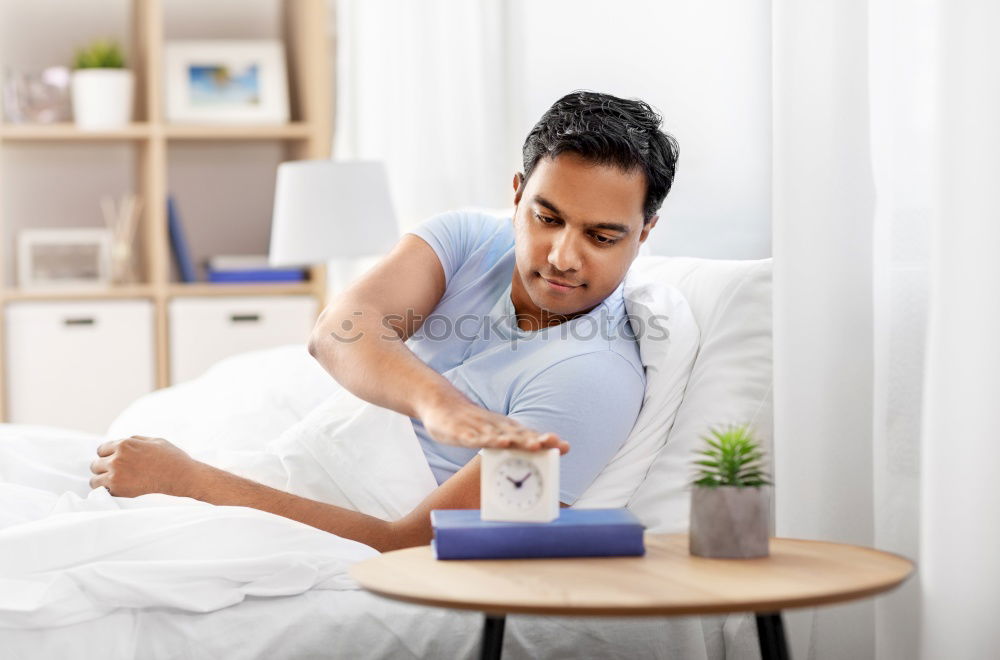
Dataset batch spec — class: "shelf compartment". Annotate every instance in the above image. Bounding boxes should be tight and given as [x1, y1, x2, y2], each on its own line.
[0, 123, 152, 141]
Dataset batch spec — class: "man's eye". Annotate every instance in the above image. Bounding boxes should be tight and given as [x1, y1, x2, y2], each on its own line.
[534, 212, 558, 225]
[592, 234, 619, 246]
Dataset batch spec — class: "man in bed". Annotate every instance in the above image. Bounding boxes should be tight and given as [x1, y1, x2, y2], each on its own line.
[89, 91, 680, 552]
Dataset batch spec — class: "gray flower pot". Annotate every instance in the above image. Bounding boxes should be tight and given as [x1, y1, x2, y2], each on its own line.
[689, 485, 771, 558]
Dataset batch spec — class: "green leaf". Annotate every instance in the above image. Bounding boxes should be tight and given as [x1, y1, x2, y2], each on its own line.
[689, 423, 772, 487]
[73, 38, 126, 69]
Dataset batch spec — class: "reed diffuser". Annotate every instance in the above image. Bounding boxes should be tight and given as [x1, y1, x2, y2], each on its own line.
[100, 193, 142, 285]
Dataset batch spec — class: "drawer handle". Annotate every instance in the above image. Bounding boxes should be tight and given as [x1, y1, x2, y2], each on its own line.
[230, 313, 261, 324]
[64, 317, 96, 326]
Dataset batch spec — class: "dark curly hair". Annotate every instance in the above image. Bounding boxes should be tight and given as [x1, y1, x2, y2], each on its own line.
[521, 91, 679, 223]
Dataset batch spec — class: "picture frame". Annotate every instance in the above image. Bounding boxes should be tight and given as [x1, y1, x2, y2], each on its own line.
[17, 228, 112, 288]
[164, 40, 290, 124]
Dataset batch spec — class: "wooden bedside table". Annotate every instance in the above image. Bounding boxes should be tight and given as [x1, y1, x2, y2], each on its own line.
[350, 533, 915, 660]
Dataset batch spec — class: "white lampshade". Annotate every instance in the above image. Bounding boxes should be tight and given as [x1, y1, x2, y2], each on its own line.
[269, 160, 398, 266]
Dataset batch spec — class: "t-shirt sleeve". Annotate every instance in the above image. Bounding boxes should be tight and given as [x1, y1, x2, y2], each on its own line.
[506, 351, 645, 505]
[407, 211, 500, 287]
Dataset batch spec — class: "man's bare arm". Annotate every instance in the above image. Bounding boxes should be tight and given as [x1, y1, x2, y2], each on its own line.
[90, 432, 569, 552]
[308, 235, 451, 419]
[180, 452, 484, 552]
[309, 234, 567, 453]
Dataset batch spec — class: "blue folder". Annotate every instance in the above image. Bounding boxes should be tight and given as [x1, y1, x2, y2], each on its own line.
[167, 195, 197, 282]
[430, 508, 645, 560]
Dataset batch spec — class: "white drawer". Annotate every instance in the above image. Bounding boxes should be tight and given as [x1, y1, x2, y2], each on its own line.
[169, 295, 318, 384]
[4, 300, 155, 434]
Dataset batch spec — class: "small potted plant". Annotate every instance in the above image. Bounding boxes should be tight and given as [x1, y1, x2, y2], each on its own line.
[71, 39, 133, 130]
[689, 424, 772, 558]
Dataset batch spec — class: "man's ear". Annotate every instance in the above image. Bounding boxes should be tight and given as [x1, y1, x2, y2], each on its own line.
[512, 172, 525, 204]
[638, 214, 659, 244]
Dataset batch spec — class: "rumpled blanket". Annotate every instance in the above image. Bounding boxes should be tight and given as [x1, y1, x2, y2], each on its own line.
[0, 388, 439, 629]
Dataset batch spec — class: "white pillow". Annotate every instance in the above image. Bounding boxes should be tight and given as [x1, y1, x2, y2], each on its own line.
[626, 258, 773, 533]
[105, 345, 339, 453]
[574, 269, 701, 508]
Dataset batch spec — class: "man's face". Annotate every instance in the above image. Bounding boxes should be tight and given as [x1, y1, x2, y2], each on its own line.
[510, 153, 657, 327]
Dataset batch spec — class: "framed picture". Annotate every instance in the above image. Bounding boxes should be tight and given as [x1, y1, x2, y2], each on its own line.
[164, 40, 290, 124]
[18, 228, 112, 288]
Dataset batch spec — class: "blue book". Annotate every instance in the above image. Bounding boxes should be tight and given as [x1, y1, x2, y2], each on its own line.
[167, 196, 197, 282]
[206, 268, 307, 283]
[430, 508, 645, 560]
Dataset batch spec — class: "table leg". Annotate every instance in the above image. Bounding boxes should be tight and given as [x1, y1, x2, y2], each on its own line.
[480, 614, 506, 660]
[755, 612, 790, 660]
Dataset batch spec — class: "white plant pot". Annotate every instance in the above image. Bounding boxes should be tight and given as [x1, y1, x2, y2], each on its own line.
[72, 69, 133, 130]
[689, 485, 771, 559]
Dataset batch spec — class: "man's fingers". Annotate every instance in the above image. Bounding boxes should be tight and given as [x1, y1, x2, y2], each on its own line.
[89, 473, 105, 490]
[485, 420, 569, 454]
[90, 456, 111, 474]
[527, 433, 569, 455]
[441, 411, 568, 454]
[96, 440, 119, 457]
[497, 432, 569, 454]
[549, 438, 571, 455]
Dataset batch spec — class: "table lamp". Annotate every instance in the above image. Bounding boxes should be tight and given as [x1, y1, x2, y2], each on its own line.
[269, 160, 398, 267]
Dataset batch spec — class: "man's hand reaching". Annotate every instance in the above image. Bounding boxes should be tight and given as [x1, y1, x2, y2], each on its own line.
[89, 435, 208, 498]
[417, 395, 570, 454]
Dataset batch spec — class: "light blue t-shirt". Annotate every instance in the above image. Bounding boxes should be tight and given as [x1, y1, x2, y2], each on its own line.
[406, 210, 645, 504]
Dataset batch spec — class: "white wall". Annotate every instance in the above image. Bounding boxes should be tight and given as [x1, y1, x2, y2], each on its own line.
[506, 0, 772, 258]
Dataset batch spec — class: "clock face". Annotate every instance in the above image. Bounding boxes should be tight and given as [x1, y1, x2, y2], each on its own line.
[493, 457, 544, 511]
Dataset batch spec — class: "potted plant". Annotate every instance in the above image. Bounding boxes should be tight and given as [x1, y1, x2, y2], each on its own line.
[689, 424, 772, 558]
[71, 39, 133, 130]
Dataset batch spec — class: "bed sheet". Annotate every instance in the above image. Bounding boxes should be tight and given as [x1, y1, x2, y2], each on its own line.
[0, 586, 761, 660]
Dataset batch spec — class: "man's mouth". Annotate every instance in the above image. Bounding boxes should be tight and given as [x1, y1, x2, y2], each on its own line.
[539, 275, 583, 291]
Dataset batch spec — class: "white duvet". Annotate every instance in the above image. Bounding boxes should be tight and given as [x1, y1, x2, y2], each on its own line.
[0, 388, 439, 630]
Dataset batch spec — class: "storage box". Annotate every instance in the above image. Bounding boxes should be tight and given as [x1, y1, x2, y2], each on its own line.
[168, 296, 318, 384]
[4, 300, 155, 433]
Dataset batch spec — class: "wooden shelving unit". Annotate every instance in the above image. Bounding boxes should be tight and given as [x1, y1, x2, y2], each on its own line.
[164, 123, 314, 140]
[2, 285, 157, 302]
[0, 122, 153, 140]
[0, 122, 315, 141]
[0, 0, 333, 420]
[164, 282, 317, 298]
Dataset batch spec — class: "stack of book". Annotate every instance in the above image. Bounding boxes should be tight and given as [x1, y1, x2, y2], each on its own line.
[167, 196, 308, 284]
[206, 255, 307, 283]
[430, 508, 646, 560]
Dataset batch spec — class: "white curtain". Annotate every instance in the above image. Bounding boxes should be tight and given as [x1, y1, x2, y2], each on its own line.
[921, 3, 1000, 657]
[332, 0, 516, 232]
[774, 1, 1000, 659]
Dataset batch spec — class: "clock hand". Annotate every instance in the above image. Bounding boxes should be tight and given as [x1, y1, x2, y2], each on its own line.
[507, 473, 533, 489]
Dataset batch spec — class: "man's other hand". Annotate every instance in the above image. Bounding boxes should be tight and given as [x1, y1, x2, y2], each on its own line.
[89, 435, 207, 498]
[419, 398, 570, 454]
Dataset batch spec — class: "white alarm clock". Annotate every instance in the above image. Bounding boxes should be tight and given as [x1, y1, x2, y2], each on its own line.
[481, 448, 560, 522]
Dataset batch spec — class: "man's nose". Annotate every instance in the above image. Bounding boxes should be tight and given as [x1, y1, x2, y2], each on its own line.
[547, 231, 582, 272]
